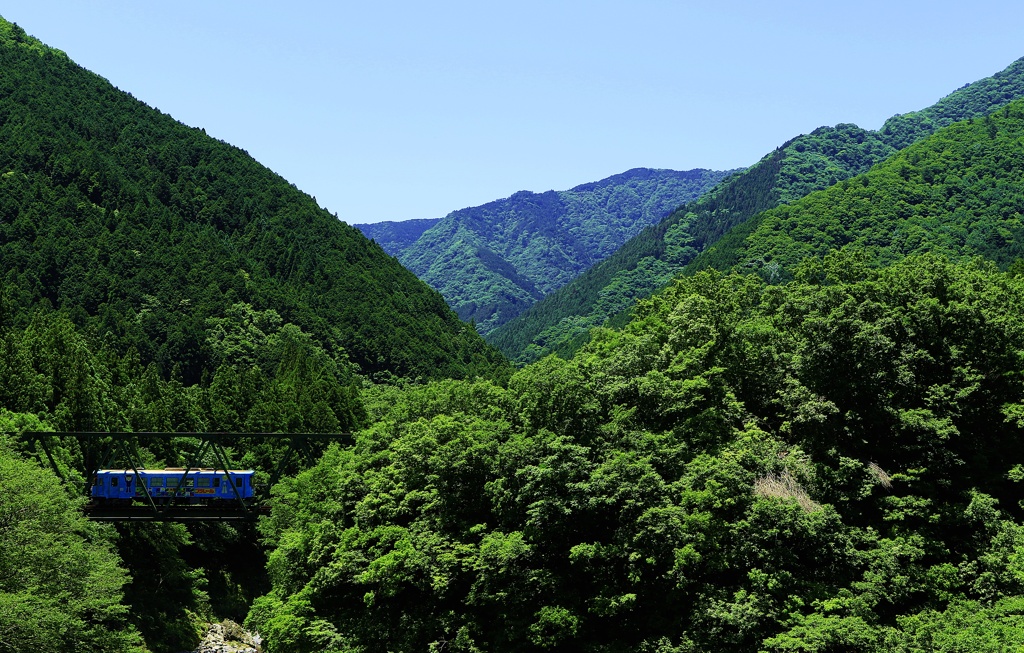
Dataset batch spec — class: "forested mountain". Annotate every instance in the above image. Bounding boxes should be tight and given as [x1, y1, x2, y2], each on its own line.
[389, 168, 733, 334]
[353, 217, 440, 257]
[690, 99, 1024, 276]
[489, 57, 1024, 363]
[15, 94, 1024, 650]
[0, 18, 506, 383]
[0, 15, 513, 652]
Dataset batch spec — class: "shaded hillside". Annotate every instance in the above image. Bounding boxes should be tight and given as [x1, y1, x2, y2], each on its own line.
[397, 167, 733, 333]
[489, 56, 1024, 363]
[253, 255, 1024, 652]
[0, 18, 507, 382]
[690, 99, 1024, 277]
[352, 217, 440, 257]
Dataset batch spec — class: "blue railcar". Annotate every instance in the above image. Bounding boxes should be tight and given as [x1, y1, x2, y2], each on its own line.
[91, 468, 255, 505]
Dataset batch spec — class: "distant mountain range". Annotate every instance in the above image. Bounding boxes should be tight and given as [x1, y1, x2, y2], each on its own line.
[355, 218, 440, 257]
[487, 57, 1024, 363]
[355, 167, 734, 333]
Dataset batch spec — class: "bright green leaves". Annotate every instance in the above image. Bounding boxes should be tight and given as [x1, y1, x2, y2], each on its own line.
[887, 597, 1024, 652]
[206, 303, 283, 370]
[250, 255, 1024, 651]
[529, 605, 580, 648]
[508, 355, 601, 437]
[0, 449, 145, 653]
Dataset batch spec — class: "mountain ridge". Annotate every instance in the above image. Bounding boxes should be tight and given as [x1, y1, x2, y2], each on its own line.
[488, 56, 1024, 363]
[689, 99, 1024, 277]
[385, 166, 735, 333]
[0, 15, 507, 383]
[353, 217, 441, 257]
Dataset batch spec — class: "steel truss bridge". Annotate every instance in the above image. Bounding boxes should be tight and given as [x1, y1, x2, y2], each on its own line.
[23, 431, 351, 522]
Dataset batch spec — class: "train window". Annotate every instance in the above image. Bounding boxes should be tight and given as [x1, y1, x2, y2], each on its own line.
[185, 478, 195, 488]
[111, 477, 119, 487]
[148, 477, 164, 487]
[213, 477, 221, 488]
[235, 477, 242, 487]
[166, 478, 179, 488]
[197, 477, 211, 488]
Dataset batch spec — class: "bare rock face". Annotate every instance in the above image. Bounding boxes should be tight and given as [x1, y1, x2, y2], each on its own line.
[194, 621, 261, 653]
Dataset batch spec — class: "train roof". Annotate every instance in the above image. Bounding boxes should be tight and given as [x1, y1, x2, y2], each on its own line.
[96, 468, 254, 474]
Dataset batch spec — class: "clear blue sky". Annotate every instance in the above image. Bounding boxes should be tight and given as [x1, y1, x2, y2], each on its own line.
[4, 1, 1024, 223]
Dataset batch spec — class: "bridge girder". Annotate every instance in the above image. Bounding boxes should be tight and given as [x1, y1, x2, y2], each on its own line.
[22, 431, 352, 522]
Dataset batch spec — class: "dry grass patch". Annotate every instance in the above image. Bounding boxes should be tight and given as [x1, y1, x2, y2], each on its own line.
[753, 469, 821, 513]
[867, 461, 892, 489]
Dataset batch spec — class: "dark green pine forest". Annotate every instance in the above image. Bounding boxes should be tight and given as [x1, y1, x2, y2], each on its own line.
[0, 19, 506, 386]
[8, 13, 1024, 653]
[488, 56, 1024, 364]
[360, 167, 733, 335]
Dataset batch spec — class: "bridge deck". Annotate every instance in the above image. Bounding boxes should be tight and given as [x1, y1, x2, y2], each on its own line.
[84, 504, 269, 521]
[23, 431, 351, 522]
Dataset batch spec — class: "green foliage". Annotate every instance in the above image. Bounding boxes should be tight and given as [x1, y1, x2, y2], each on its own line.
[774, 123, 895, 204]
[490, 57, 1024, 364]
[0, 302, 366, 650]
[397, 168, 733, 334]
[881, 57, 1024, 150]
[0, 305, 365, 437]
[254, 256, 1024, 651]
[703, 99, 1024, 278]
[0, 445, 146, 653]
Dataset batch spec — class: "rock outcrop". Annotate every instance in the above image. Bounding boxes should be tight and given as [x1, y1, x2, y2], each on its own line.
[193, 621, 261, 653]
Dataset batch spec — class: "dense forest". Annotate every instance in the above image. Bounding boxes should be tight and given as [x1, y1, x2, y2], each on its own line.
[243, 95, 1024, 652]
[690, 100, 1024, 276]
[373, 168, 733, 334]
[0, 299, 367, 651]
[8, 12, 1024, 653]
[488, 56, 1024, 364]
[0, 15, 502, 653]
[252, 254, 1024, 652]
